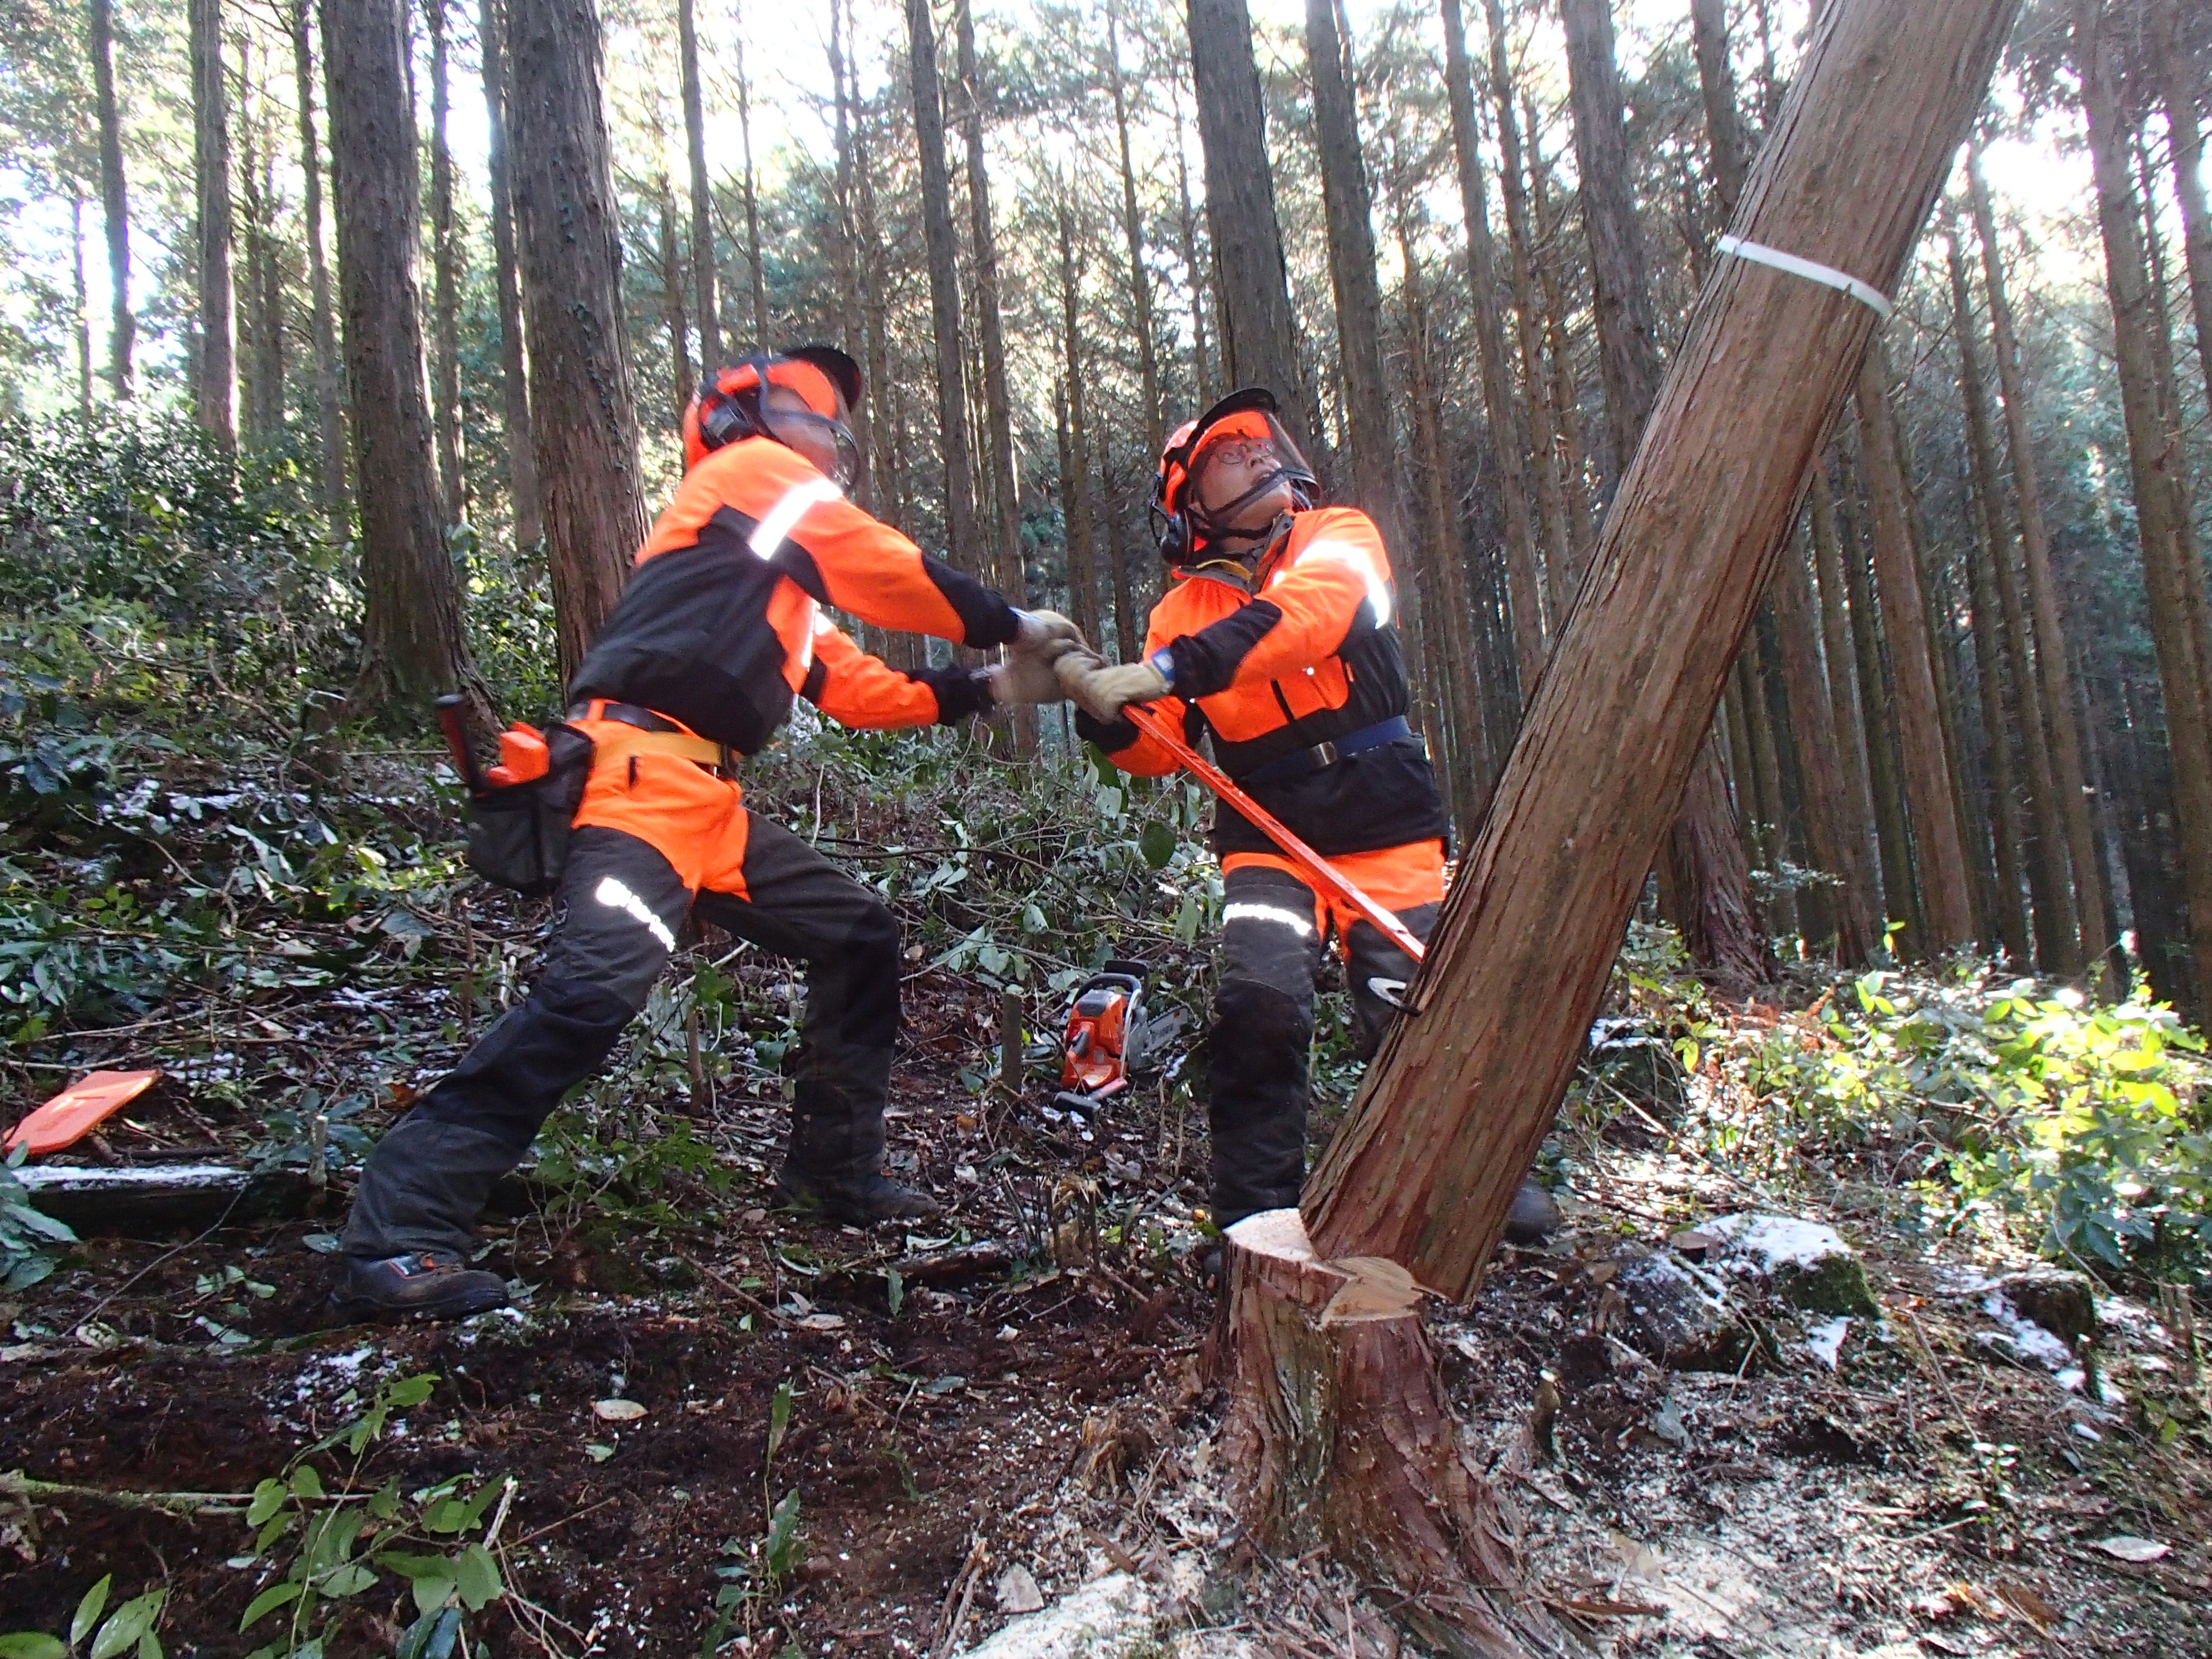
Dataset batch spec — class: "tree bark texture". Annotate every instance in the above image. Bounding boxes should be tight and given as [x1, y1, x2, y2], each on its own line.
[1840, 453, 1921, 950]
[1808, 462, 1885, 930]
[955, 0, 1026, 611]
[1946, 220, 2032, 966]
[1187, 0, 1309, 443]
[906, 0, 982, 577]
[1560, 0, 1660, 473]
[321, 0, 482, 716]
[678, 0, 721, 370]
[735, 17, 768, 345]
[190, 0, 236, 451]
[1302, 0, 2020, 1298]
[479, 0, 542, 551]
[1107, 8, 1165, 462]
[1772, 527, 1874, 963]
[1854, 345, 1975, 950]
[2074, 11, 2208, 1007]
[2153, 0, 2212, 413]
[1689, 0, 1749, 219]
[1058, 200, 1102, 656]
[1172, 94, 1213, 401]
[90, 0, 133, 396]
[291, 0, 349, 544]
[428, 0, 467, 525]
[503, 0, 645, 681]
[1215, 1212, 1556, 1658]
[1305, 0, 1400, 547]
[1969, 148, 2110, 984]
[1440, 0, 1544, 688]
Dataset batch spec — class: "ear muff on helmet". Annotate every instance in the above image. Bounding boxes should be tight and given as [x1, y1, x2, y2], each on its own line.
[1149, 386, 1316, 564]
[685, 346, 866, 486]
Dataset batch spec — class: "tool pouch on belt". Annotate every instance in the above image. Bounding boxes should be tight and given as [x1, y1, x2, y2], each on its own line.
[464, 722, 594, 896]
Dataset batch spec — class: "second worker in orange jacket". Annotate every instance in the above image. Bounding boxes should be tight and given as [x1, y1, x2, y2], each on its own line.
[1063, 389, 1556, 1245]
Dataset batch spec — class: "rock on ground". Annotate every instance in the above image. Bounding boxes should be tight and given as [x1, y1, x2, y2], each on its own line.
[1704, 1211, 1880, 1316]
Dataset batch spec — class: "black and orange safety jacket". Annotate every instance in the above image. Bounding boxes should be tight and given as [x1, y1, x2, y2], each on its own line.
[570, 435, 1017, 752]
[1078, 506, 1447, 859]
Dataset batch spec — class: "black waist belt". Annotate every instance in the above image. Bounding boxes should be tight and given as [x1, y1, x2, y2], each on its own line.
[1237, 715, 1417, 788]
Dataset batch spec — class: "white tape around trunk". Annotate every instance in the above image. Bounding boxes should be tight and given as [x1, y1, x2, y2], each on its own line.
[1716, 234, 1893, 318]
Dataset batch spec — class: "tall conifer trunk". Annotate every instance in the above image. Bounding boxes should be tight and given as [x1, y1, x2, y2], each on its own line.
[322, 0, 484, 719]
[190, 0, 236, 452]
[479, 0, 541, 550]
[427, 0, 467, 525]
[291, 0, 348, 543]
[89, 0, 134, 396]
[678, 0, 720, 370]
[503, 0, 645, 680]
[906, 0, 981, 578]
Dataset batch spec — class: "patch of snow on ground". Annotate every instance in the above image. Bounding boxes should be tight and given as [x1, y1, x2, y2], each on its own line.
[289, 1345, 379, 1404]
[1981, 1289, 2077, 1372]
[1802, 1316, 1850, 1369]
[1704, 1213, 1852, 1270]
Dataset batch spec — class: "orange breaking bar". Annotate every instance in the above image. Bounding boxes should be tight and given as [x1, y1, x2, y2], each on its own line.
[1120, 703, 1427, 964]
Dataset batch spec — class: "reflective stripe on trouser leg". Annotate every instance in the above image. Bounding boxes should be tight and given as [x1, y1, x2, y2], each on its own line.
[1346, 901, 1438, 1061]
[1207, 862, 1322, 1228]
[693, 811, 903, 1199]
[342, 827, 688, 1259]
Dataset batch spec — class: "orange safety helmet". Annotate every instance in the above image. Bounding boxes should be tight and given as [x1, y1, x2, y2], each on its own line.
[683, 345, 865, 483]
[1149, 387, 1317, 564]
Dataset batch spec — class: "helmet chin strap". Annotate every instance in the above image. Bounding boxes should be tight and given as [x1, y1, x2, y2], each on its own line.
[1187, 467, 1306, 549]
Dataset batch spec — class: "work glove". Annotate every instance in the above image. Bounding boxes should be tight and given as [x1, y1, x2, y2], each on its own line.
[1057, 653, 1170, 723]
[982, 636, 1078, 706]
[1011, 609, 1083, 653]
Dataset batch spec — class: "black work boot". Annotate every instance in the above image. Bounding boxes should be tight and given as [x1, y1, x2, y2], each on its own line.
[331, 1251, 511, 1322]
[1503, 1180, 1564, 1245]
[773, 1170, 943, 1226]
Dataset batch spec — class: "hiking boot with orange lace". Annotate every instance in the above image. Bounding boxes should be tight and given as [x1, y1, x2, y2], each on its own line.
[332, 1251, 511, 1322]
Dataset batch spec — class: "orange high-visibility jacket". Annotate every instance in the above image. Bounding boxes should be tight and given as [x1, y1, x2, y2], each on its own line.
[1080, 506, 1447, 859]
[570, 435, 1016, 751]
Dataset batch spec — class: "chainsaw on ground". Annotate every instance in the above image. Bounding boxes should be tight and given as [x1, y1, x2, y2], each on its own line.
[1051, 959, 1180, 1119]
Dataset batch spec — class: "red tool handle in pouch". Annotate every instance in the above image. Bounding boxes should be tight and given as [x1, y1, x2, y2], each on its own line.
[434, 694, 484, 794]
[1120, 703, 1427, 964]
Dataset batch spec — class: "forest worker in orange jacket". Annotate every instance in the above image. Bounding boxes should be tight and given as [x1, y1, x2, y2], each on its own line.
[1059, 388, 1556, 1244]
[336, 348, 1085, 1321]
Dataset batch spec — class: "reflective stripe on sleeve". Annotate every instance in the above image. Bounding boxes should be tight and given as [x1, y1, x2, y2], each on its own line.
[749, 476, 843, 561]
[1277, 536, 1393, 626]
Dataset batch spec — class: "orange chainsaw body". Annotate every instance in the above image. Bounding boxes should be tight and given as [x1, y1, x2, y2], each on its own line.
[1059, 967, 1146, 1101]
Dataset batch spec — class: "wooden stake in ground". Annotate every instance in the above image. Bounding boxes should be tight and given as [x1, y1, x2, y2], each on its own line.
[1214, 5, 2019, 1645]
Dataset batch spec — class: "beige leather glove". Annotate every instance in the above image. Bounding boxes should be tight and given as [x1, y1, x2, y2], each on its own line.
[982, 637, 1076, 706]
[1011, 609, 1083, 652]
[1058, 653, 1171, 722]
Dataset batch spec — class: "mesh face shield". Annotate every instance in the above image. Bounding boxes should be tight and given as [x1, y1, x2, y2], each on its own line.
[761, 395, 861, 492]
[1152, 389, 1317, 561]
[688, 348, 864, 488]
[1185, 410, 1314, 539]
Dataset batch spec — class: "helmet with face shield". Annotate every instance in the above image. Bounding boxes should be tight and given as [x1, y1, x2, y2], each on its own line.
[684, 346, 865, 487]
[1151, 387, 1318, 564]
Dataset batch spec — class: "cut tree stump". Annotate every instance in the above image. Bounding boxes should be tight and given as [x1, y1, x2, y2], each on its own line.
[1216, 1212, 1565, 1658]
[1209, 0, 2024, 1645]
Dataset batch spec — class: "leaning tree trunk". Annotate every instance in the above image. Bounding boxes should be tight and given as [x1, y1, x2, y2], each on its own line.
[190, 0, 236, 452]
[1216, 10, 2018, 1643]
[321, 0, 484, 720]
[89, 0, 133, 396]
[905, 0, 982, 579]
[503, 0, 644, 681]
[1563, 0, 1770, 990]
[1186, 0, 1310, 444]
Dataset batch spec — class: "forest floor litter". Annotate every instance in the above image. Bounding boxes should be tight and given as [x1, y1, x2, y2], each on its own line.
[2, 966, 2206, 1657]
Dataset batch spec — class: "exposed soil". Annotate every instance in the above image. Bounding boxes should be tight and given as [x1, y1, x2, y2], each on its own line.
[3, 978, 2209, 1658]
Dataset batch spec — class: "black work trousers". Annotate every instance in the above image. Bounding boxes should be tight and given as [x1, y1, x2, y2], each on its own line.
[1206, 860, 1438, 1228]
[343, 818, 903, 1260]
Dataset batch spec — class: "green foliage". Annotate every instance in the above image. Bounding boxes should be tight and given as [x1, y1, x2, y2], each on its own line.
[0, 1573, 167, 1659]
[236, 1372, 510, 1659]
[0, 1143, 75, 1289]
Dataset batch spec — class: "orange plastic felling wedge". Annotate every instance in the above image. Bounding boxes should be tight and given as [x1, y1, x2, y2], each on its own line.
[5, 1069, 162, 1156]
